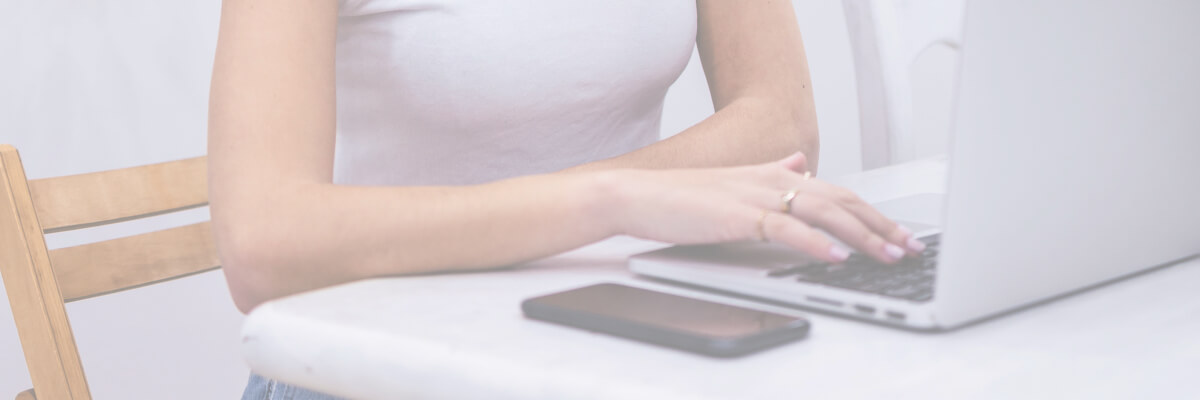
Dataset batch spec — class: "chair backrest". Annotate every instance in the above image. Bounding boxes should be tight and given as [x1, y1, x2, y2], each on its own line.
[842, 0, 966, 169]
[0, 144, 217, 400]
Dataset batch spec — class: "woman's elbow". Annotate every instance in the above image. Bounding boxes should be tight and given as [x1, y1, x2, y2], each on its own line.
[794, 119, 819, 173]
[777, 100, 820, 172]
[215, 223, 288, 314]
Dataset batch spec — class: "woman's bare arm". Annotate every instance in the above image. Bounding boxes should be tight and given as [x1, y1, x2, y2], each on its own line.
[569, 0, 819, 172]
[209, 1, 623, 312]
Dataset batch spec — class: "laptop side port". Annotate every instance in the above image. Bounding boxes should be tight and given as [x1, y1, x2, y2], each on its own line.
[805, 296, 843, 307]
[853, 304, 876, 315]
[885, 310, 907, 321]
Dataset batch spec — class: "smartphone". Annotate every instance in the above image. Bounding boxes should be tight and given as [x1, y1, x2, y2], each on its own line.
[521, 283, 810, 358]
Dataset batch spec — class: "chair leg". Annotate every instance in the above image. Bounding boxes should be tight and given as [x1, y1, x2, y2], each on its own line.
[15, 389, 35, 400]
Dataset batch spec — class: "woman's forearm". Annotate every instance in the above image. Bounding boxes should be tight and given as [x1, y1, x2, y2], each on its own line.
[214, 172, 619, 312]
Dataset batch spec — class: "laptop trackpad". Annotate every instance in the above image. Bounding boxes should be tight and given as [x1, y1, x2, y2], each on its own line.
[872, 193, 944, 231]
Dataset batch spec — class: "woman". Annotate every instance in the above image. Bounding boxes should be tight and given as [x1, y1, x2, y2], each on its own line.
[210, 0, 923, 398]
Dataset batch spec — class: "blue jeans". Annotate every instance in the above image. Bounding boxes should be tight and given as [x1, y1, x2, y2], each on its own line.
[241, 373, 346, 400]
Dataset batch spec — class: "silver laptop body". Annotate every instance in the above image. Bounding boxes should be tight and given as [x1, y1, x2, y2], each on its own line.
[629, 0, 1200, 330]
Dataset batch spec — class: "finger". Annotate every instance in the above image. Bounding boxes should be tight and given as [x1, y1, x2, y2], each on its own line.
[790, 179, 921, 254]
[760, 210, 851, 263]
[788, 194, 907, 264]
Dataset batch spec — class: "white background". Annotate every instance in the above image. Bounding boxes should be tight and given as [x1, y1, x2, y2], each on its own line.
[0, 1, 955, 398]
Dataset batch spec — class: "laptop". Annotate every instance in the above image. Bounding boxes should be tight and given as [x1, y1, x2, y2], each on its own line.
[630, 0, 1200, 330]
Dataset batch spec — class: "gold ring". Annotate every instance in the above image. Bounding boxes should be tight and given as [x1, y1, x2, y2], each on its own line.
[780, 189, 801, 214]
[757, 210, 771, 242]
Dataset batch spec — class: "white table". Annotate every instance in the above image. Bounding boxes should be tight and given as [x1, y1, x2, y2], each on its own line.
[241, 158, 1200, 399]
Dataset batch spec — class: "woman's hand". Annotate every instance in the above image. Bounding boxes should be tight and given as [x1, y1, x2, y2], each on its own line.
[600, 152, 925, 264]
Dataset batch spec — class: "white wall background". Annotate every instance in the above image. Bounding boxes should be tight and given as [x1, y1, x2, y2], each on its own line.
[0, 1, 955, 398]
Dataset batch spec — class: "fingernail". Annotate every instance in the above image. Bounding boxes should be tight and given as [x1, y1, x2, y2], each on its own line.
[906, 237, 926, 252]
[884, 244, 905, 261]
[829, 245, 851, 262]
[898, 225, 913, 237]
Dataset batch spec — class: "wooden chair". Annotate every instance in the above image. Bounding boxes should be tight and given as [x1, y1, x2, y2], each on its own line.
[0, 145, 218, 400]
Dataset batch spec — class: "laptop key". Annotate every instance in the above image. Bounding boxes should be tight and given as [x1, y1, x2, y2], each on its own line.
[884, 285, 920, 297]
[857, 281, 891, 292]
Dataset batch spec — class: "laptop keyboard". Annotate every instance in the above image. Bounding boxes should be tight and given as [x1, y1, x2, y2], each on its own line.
[765, 234, 941, 302]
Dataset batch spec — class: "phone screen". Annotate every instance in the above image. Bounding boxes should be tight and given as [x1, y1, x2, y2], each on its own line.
[526, 283, 803, 339]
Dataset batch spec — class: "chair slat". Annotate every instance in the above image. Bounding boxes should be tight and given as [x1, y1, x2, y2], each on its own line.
[29, 157, 207, 233]
[49, 222, 220, 302]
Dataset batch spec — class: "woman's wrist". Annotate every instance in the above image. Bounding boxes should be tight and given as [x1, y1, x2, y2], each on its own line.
[577, 169, 635, 238]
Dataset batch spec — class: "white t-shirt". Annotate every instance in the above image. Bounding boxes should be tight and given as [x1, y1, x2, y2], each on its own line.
[333, 0, 697, 185]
